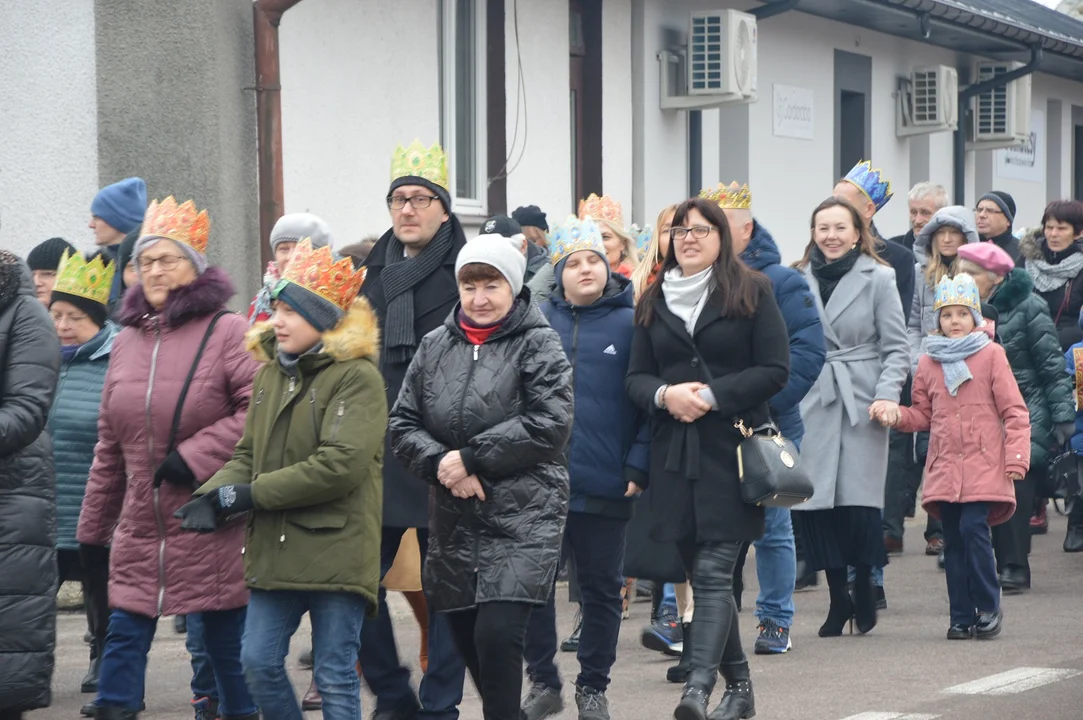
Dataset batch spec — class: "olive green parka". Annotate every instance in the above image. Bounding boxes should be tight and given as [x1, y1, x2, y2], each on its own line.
[198, 298, 386, 610]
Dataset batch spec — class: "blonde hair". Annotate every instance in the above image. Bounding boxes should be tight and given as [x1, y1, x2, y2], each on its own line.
[598, 218, 639, 269]
[631, 204, 678, 301]
[522, 225, 547, 250]
[923, 226, 963, 288]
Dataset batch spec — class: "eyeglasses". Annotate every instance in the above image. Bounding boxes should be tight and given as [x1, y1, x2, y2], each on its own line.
[137, 255, 188, 272]
[669, 225, 715, 242]
[974, 206, 1003, 217]
[387, 195, 439, 210]
[51, 311, 90, 324]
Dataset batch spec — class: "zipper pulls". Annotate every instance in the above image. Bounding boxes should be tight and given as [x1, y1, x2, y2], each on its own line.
[288, 377, 296, 393]
[337, 402, 345, 417]
[473, 345, 479, 361]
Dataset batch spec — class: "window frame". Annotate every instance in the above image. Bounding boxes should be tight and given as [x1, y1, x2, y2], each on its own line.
[440, 0, 488, 219]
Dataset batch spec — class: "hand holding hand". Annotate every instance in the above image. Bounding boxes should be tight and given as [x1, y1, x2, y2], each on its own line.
[1007, 471, 1024, 482]
[869, 400, 900, 427]
[173, 494, 220, 533]
[665, 383, 711, 423]
[438, 451, 469, 489]
[451, 475, 487, 501]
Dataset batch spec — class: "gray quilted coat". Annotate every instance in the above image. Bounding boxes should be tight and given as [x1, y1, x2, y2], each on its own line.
[388, 295, 573, 612]
[0, 252, 60, 712]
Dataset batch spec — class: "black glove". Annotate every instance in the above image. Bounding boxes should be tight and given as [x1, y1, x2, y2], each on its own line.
[1055, 423, 1075, 448]
[174, 493, 220, 533]
[154, 451, 197, 489]
[214, 484, 255, 516]
[78, 543, 110, 573]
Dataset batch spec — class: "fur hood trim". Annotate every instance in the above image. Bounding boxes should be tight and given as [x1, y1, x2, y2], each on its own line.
[246, 296, 381, 364]
[117, 266, 235, 328]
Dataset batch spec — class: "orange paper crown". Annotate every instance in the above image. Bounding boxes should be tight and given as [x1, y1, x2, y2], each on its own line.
[280, 238, 367, 312]
[139, 196, 211, 255]
[578, 193, 624, 227]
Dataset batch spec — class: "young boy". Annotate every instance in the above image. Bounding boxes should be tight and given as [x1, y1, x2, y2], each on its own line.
[174, 239, 386, 720]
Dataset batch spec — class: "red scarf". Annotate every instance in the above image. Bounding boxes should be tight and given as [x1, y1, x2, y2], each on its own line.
[458, 305, 514, 346]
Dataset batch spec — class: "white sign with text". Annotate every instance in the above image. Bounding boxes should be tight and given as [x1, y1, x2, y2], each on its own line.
[773, 84, 814, 140]
[995, 108, 1045, 184]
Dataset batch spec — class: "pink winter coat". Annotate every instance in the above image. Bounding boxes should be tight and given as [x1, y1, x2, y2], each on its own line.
[77, 268, 259, 617]
[896, 340, 1030, 527]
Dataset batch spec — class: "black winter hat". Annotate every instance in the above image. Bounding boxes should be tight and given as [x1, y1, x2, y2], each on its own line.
[980, 191, 1016, 224]
[481, 215, 523, 238]
[116, 229, 140, 277]
[512, 205, 548, 232]
[27, 237, 76, 272]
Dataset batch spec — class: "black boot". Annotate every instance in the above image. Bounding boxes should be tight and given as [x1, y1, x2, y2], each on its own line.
[853, 566, 877, 635]
[1065, 523, 1083, 553]
[81, 656, 101, 694]
[667, 622, 693, 683]
[95, 706, 139, 720]
[675, 671, 713, 720]
[708, 677, 755, 720]
[818, 569, 853, 637]
[794, 560, 818, 591]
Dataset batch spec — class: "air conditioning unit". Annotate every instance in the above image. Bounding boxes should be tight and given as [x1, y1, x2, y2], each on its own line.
[970, 61, 1031, 146]
[688, 10, 757, 98]
[896, 65, 958, 137]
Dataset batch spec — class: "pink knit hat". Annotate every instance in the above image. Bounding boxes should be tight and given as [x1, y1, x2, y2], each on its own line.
[956, 241, 1015, 277]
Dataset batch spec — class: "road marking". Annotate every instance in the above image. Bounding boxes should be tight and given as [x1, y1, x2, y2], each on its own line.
[839, 713, 939, 720]
[942, 667, 1083, 696]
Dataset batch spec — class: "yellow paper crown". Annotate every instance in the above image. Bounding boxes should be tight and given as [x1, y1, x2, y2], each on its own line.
[53, 250, 115, 307]
[578, 193, 624, 227]
[933, 273, 982, 316]
[390, 139, 450, 191]
[700, 181, 752, 210]
[279, 238, 367, 312]
[140, 196, 211, 255]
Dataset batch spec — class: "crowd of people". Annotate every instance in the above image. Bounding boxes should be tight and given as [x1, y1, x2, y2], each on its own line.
[2, 142, 1083, 720]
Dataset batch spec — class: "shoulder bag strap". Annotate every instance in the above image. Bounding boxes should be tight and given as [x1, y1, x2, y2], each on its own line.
[165, 310, 232, 456]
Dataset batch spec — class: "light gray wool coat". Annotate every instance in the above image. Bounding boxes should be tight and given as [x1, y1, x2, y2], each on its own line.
[795, 254, 910, 511]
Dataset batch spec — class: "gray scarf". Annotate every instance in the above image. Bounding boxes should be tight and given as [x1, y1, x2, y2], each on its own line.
[925, 332, 990, 396]
[1026, 252, 1083, 292]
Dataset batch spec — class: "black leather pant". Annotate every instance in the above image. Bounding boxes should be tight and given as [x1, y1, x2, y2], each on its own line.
[677, 540, 748, 692]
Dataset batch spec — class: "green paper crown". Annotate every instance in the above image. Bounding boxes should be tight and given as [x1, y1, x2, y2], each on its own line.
[390, 139, 450, 191]
[54, 250, 115, 307]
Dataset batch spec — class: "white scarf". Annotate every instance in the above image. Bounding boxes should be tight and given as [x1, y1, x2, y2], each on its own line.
[662, 266, 714, 335]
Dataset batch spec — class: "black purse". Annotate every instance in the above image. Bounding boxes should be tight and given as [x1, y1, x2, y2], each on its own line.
[734, 418, 814, 508]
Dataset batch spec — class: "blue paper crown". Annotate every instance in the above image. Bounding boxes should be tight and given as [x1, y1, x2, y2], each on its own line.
[933, 273, 981, 316]
[844, 161, 893, 211]
[548, 215, 606, 266]
[632, 224, 653, 254]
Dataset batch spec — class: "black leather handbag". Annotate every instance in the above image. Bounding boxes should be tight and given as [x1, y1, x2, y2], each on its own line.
[734, 418, 814, 508]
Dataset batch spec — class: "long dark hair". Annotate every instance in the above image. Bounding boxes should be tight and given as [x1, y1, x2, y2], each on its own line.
[635, 197, 766, 326]
[793, 196, 886, 269]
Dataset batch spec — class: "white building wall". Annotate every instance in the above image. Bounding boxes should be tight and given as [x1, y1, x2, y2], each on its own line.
[279, 0, 441, 247]
[602, 0, 635, 219]
[0, 1, 99, 258]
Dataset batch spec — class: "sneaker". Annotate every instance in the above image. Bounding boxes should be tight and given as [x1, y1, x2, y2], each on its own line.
[925, 536, 945, 556]
[754, 618, 792, 654]
[560, 607, 582, 652]
[192, 697, 219, 720]
[521, 681, 564, 720]
[640, 610, 683, 656]
[575, 685, 610, 720]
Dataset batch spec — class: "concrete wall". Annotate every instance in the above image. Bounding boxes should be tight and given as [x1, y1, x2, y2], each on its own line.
[0, 1, 99, 259]
[95, 0, 259, 306]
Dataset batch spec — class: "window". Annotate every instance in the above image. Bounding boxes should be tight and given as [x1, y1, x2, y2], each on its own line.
[441, 0, 487, 216]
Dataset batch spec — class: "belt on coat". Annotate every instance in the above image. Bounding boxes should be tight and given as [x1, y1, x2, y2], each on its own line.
[818, 343, 879, 427]
[665, 422, 703, 480]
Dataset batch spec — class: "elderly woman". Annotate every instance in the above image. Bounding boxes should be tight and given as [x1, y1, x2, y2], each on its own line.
[955, 242, 1074, 592]
[389, 236, 573, 720]
[792, 197, 909, 640]
[0, 251, 60, 720]
[77, 197, 260, 720]
[626, 197, 790, 720]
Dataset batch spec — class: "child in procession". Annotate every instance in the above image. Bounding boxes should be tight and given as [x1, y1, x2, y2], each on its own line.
[878, 272, 1029, 640]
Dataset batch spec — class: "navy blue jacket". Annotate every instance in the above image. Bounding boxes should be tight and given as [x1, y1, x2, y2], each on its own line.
[741, 222, 826, 445]
[542, 274, 650, 518]
[872, 222, 916, 321]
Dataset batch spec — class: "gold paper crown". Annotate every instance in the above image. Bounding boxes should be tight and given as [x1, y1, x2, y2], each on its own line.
[53, 250, 115, 307]
[390, 139, 450, 191]
[933, 273, 982, 316]
[140, 196, 211, 255]
[279, 238, 367, 312]
[700, 181, 752, 210]
[578, 194, 624, 226]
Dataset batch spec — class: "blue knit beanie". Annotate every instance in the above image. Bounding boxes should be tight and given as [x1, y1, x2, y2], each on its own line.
[91, 177, 148, 234]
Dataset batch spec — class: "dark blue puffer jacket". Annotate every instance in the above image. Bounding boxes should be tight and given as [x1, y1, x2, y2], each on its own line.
[740, 222, 826, 446]
[542, 274, 649, 518]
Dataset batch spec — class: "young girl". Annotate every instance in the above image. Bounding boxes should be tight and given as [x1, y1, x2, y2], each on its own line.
[882, 273, 1030, 640]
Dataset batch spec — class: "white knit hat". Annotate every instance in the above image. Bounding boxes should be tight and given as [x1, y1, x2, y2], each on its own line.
[455, 234, 527, 296]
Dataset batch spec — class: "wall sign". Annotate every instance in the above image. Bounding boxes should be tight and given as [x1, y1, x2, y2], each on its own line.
[772, 84, 814, 140]
[995, 108, 1045, 184]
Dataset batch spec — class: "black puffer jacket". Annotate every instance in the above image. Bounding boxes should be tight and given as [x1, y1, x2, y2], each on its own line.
[1019, 229, 1083, 352]
[389, 294, 573, 612]
[0, 252, 60, 712]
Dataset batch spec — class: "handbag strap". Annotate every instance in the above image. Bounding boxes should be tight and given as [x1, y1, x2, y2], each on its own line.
[166, 310, 231, 456]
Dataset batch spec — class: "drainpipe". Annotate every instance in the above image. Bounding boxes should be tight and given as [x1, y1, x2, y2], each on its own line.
[254, 0, 304, 265]
[952, 47, 1042, 205]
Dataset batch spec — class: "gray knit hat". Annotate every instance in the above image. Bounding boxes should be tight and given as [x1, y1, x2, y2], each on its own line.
[272, 282, 344, 333]
[455, 234, 527, 296]
[270, 213, 333, 253]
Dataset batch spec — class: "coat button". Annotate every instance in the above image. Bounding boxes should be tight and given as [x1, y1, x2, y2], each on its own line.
[691, 358, 699, 367]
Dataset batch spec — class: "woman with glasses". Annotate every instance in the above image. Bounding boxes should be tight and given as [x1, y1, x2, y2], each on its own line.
[78, 197, 260, 720]
[626, 197, 789, 720]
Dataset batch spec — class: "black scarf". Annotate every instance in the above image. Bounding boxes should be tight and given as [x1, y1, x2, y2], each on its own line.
[810, 246, 860, 305]
[380, 219, 458, 365]
[1041, 239, 1082, 265]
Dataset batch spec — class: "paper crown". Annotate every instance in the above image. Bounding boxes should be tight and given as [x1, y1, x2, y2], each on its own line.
[700, 181, 752, 210]
[548, 215, 606, 266]
[578, 193, 624, 227]
[933, 273, 981, 316]
[140, 196, 211, 255]
[843, 161, 893, 211]
[633, 223, 653, 254]
[279, 238, 367, 312]
[390, 139, 450, 191]
[53, 250, 115, 307]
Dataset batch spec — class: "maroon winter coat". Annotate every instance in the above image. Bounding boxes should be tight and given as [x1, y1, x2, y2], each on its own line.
[77, 268, 258, 617]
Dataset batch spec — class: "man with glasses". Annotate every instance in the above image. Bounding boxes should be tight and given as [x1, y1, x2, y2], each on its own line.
[975, 191, 1021, 264]
[359, 140, 468, 720]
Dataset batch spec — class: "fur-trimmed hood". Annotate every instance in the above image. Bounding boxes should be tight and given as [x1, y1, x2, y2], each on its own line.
[117, 266, 236, 328]
[1019, 226, 1049, 262]
[246, 296, 381, 365]
[990, 267, 1035, 313]
[0, 250, 34, 314]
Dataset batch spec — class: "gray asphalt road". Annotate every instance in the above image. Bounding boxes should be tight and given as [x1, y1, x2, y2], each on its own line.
[34, 511, 1083, 719]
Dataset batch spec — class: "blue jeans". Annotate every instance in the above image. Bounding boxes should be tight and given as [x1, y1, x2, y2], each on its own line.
[661, 583, 678, 614]
[97, 607, 255, 715]
[243, 590, 367, 720]
[940, 502, 999, 627]
[752, 506, 796, 627]
[186, 613, 219, 701]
